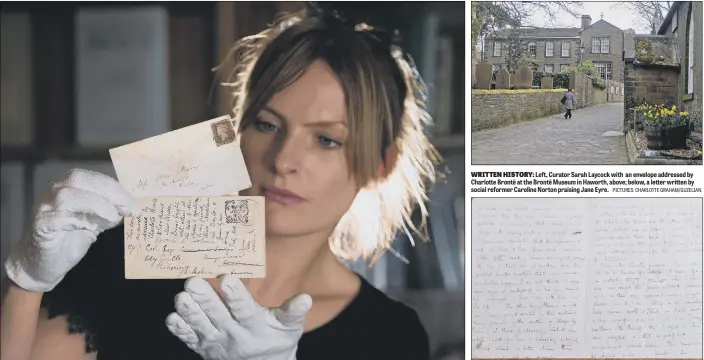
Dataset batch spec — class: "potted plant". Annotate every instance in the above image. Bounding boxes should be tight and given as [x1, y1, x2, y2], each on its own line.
[633, 109, 645, 131]
[636, 104, 690, 150]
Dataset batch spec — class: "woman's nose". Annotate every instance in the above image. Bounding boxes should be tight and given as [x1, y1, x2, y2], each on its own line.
[272, 135, 303, 175]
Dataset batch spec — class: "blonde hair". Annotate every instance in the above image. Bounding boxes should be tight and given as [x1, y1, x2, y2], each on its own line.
[218, 10, 442, 263]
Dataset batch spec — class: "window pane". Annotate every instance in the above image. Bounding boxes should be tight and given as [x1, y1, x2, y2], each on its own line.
[601, 38, 610, 53]
[592, 38, 600, 53]
[605, 63, 612, 81]
[546, 42, 554, 56]
[594, 63, 605, 79]
[493, 41, 501, 57]
[529, 42, 536, 55]
[545, 64, 554, 73]
[562, 42, 570, 57]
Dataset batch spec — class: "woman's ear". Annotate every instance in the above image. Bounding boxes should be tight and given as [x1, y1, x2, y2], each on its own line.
[378, 143, 399, 179]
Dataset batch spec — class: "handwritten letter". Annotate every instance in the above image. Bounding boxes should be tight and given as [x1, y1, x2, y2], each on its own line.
[588, 198, 703, 358]
[124, 196, 265, 279]
[471, 198, 588, 359]
[471, 198, 703, 359]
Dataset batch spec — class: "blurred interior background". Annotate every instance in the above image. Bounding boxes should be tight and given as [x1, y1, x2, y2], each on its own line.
[1, 2, 465, 357]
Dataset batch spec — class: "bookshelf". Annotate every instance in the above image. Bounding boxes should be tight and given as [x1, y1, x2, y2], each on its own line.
[398, 2, 465, 293]
[0, 2, 219, 291]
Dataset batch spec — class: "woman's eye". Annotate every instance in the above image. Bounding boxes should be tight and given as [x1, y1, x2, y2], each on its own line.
[254, 120, 278, 133]
[318, 136, 341, 148]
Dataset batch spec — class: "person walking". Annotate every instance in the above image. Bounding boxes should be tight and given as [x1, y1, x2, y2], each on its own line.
[562, 88, 576, 119]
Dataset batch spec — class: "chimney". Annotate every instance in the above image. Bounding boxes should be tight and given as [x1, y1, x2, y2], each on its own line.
[581, 15, 592, 30]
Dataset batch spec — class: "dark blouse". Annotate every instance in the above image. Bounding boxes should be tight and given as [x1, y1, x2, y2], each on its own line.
[42, 225, 431, 360]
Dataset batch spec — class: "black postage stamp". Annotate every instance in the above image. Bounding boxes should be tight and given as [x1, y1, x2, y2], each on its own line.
[225, 200, 250, 224]
[211, 119, 236, 147]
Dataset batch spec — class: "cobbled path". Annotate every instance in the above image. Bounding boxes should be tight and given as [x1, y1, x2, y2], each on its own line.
[471, 102, 629, 165]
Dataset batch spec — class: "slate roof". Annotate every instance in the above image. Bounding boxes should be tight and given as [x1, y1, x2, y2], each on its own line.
[490, 27, 581, 39]
[579, 19, 623, 33]
[658, 1, 682, 34]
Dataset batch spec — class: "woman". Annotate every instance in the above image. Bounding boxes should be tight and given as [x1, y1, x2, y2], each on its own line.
[563, 88, 576, 119]
[1, 5, 441, 360]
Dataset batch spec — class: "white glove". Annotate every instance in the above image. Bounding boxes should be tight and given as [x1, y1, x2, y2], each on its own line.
[166, 276, 312, 360]
[4, 169, 140, 292]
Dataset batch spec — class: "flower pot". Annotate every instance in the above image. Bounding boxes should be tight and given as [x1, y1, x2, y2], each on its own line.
[644, 124, 689, 150]
[634, 110, 645, 131]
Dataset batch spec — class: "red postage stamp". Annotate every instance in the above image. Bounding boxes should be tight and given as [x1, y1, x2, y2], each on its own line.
[211, 119, 236, 147]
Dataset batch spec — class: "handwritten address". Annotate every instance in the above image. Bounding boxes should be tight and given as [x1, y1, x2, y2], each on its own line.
[135, 165, 215, 194]
[124, 196, 266, 279]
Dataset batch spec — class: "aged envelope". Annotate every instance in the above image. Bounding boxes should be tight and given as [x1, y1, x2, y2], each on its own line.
[109, 116, 251, 197]
[124, 196, 266, 279]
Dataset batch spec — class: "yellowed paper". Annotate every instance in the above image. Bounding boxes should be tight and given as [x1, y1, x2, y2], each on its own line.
[109, 116, 251, 197]
[124, 196, 266, 279]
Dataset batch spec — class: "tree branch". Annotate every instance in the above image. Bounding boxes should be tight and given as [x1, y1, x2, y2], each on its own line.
[610, 1, 671, 33]
[472, 1, 584, 61]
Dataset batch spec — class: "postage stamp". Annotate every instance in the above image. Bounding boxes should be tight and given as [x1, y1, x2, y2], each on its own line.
[225, 199, 250, 224]
[211, 119, 236, 147]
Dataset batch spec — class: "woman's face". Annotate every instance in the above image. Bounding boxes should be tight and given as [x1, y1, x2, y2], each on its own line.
[239, 60, 360, 238]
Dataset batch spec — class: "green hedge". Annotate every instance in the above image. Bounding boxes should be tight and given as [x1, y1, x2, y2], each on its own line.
[591, 77, 607, 90]
[532, 71, 570, 88]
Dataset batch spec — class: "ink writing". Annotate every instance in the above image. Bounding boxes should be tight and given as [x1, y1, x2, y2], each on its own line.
[124, 196, 265, 279]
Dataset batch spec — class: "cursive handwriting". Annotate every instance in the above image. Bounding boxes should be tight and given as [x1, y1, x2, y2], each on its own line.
[471, 198, 703, 359]
[589, 199, 703, 358]
[133, 164, 216, 194]
[125, 196, 265, 279]
[472, 199, 587, 358]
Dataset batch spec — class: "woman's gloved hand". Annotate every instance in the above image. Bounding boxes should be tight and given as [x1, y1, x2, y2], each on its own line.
[4, 169, 140, 292]
[166, 276, 312, 360]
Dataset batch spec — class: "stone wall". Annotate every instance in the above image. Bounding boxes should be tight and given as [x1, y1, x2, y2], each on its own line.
[624, 63, 679, 105]
[569, 71, 618, 108]
[570, 72, 597, 108]
[606, 82, 625, 103]
[471, 90, 565, 131]
[622, 32, 680, 130]
[622, 62, 680, 130]
[472, 70, 619, 132]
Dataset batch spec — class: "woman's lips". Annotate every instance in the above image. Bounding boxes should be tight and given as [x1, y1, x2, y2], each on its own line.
[263, 186, 306, 205]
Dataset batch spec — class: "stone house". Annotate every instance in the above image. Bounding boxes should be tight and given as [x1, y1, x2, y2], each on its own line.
[484, 14, 624, 82]
[484, 27, 580, 74]
[657, 1, 702, 127]
[580, 15, 625, 83]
